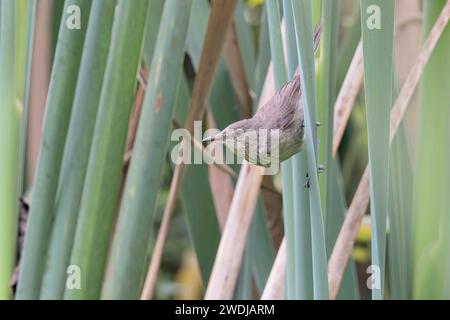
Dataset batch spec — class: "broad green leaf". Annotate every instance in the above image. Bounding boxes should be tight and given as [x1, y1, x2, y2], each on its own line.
[413, 0, 450, 299]
[316, 0, 339, 223]
[66, 0, 149, 299]
[291, 0, 329, 299]
[360, 0, 395, 299]
[17, 0, 92, 299]
[0, 0, 18, 299]
[40, 0, 116, 299]
[101, 0, 192, 299]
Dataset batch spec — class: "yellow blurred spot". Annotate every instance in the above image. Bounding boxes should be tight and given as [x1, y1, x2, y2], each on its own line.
[356, 219, 371, 243]
[174, 250, 202, 300]
[351, 218, 372, 263]
[247, 0, 264, 8]
[351, 247, 370, 263]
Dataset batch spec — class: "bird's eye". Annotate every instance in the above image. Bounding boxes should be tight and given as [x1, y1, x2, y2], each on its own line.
[235, 128, 244, 136]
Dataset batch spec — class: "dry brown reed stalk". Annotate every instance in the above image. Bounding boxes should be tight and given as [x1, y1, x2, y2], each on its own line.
[261, 238, 286, 300]
[207, 111, 235, 229]
[395, 0, 422, 153]
[223, 22, 284, 248]
[328, 1, 450, 299]
[27, 0, 51, 184]
[204, 62, 276, 300]
[223, 23, 253, 119]
[261, 37, 365, 299]
[262, 1, 450, 298]
[140, 0, 238, 300]
[205, 162, 266, 299]
[332, 40, 363, 157]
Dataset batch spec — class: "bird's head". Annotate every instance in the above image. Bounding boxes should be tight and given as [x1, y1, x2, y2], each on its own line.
[202, 119, 253, 144]
[203, 119, 261, 164]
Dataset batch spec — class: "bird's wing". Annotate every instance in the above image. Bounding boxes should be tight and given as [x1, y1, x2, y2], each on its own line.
[253, 24, 321, 131]
[281, 75, 301, 130]
[274, 74, 301, 131]
[254, 74, 301, 130]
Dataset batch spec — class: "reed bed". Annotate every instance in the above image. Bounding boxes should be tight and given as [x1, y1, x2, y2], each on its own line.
[0, 0, 449, 300]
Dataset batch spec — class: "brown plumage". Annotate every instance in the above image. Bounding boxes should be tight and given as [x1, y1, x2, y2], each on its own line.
[204, 25, 321, 168]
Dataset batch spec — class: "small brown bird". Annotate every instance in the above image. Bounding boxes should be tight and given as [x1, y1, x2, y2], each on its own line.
[204, 26, 322, 168]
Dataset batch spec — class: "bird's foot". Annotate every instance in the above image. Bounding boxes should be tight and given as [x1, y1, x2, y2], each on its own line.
[301, 121, 321, 129]
[304, 173, 310, 189]
[318, 164, 325, 173]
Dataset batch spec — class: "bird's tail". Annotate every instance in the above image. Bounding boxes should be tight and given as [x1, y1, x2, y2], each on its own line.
[293, 23, 322, 77]
[313, 22, 322, 54]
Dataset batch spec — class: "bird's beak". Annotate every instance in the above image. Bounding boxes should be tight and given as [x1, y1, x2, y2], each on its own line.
[202, 135, 216, 143]
[203, 133, 223, 143]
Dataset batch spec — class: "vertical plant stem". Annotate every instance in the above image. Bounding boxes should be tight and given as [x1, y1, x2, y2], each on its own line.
[328, 1, 450, 297]
[18, 0, 37, 197]
[0, 0, 18, 300]
[17, 0, 92, 299]
[40, 0, 116, 299]
[360, 0, 395, 300]
[265, 0, 294, 299]
[283, 0, 314, 299]
[291, 0, 329, 299]
[413, 0, 450, 299]
[102, 0, 193, 300]
[65, 0, 149, 300]
[316, 0, 339, 222]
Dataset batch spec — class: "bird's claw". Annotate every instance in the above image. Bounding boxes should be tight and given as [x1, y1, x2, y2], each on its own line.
[318, 164, 325, 173]
[304, 173, 310, 189]
[300, 121, 320, 129]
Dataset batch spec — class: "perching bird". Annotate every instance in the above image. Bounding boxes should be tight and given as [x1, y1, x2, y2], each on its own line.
[203, 25, 322, 168]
